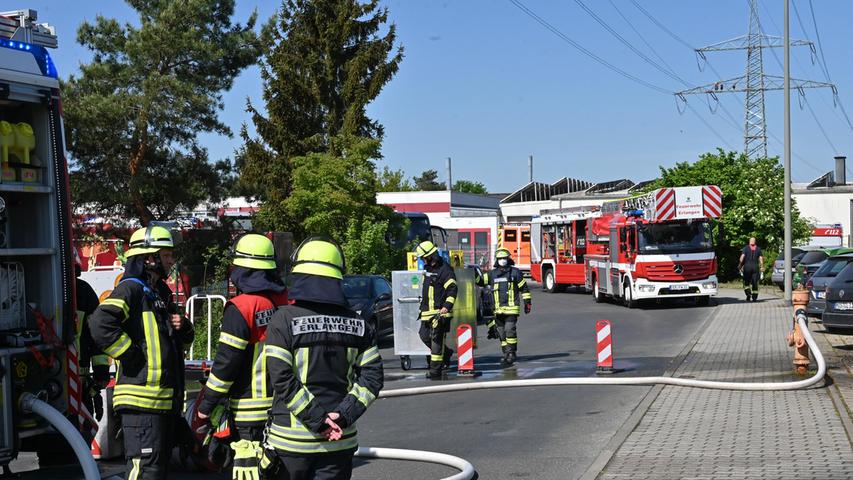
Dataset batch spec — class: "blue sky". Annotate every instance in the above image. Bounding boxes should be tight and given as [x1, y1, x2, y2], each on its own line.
[26, 0, 853, 191]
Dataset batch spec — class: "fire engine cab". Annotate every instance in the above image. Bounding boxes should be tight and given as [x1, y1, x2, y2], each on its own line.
[531, 186, 722, 307]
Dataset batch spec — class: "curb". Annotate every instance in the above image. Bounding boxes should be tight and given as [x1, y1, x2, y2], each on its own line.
[577, 299, 724, 480]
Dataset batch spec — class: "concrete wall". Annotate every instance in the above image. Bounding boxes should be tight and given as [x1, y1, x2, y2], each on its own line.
[793, 190, 853, 246]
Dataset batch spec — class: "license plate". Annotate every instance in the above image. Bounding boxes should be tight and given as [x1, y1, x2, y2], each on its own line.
[836, 302, 853, 311]
[669, 284, 689, 291]
[816, 291, 825, 299]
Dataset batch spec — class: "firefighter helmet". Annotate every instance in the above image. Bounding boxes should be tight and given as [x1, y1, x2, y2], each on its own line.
[495, 247, 512, 260]
[291, 238, 345, 280]
[415, 241, 438, 259]
[126, 225, 174, 258]
[233, 234, 276, 270]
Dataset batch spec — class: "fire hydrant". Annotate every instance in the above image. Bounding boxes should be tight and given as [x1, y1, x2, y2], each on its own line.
[786, 285, 811, 376]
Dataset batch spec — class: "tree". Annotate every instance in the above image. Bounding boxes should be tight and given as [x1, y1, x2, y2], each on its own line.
[412, 169, 445, 191]
[63, 0, 260, 224]
[377, 166, 413, 192]
[654, 149, 812, 280]
[237, 0, 404, 218]
[453, 179, 488, 194]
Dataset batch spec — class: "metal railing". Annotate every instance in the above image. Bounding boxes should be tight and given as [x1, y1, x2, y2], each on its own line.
[184, 294, 226, 361]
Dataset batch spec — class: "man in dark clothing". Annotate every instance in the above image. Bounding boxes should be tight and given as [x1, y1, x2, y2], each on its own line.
[74, 249, 110, 421]
[195, 233, 288, 480]
[738, 237, 764, 301]
[414, 241, 457, 380]
[263, 238, 383, 480]
[475, 248, 531, 366]
[89, 225, 195, 480]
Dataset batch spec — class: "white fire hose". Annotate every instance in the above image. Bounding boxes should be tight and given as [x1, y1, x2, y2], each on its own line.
[19, 392, 101, 480]
[367, 310, 825, 479]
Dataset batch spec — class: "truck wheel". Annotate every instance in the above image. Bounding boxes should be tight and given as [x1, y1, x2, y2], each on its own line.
[623, 279, 636, 308]
[592, 276, 604, 303]
[544, 269, 558, 293]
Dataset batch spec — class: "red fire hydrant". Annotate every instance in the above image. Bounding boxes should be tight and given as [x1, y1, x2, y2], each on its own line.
[786, 286, 811, 376]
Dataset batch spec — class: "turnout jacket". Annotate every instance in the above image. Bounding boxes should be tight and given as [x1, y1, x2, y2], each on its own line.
[476, 265, 531, 316]
[198, 290, 289, 426]
[76, 277, 109, 382]
[265, 301, 383, 455]
[89, 277, 194, 414]
[419, 258, 458, 320]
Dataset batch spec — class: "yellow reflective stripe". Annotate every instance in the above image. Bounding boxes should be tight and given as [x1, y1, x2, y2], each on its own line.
[420, 309, 440, 319]
[506, 338, 518, 344]
[522, 293, 532, 300]
[100, 298, 129, 319]
[129, 458, 141, 480]
[267, 432, 358, 454]
[487, 320, 496, 328]
[265, 345, 293, 365]
[508, 284, 515, 307]
[234, 411, 270, 423]
[142, 312, 161, 387]
[206, 372, 233, 394]
[428, 285, 435, 311]
[270, 422, 356, 440]
[346, 347, 358, 390]
[357, 346, 380, 366]
[113, 395, 172, 411]
[296, 348, 308, 384]
[114, 384, 173, 399]
[92, 354, 110, 366]
[430, 354, 443, 361]
[349, 383, 375, 408]
[443, 278, 456, 289]
[230, 397, 273, 409]
[286, 388, 314, 416]
[445, 296, 456, 305]
[104, 333, 132, 358]
[253, 343, 265, 399]
[219, 332, 248, 350]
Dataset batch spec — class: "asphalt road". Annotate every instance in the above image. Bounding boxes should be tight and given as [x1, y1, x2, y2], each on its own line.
[13, 284, 715, 480]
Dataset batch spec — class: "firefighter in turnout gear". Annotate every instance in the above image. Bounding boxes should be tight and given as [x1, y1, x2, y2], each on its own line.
[89, 225, 195, 480]
[476, 248, 531, 366]
[195, 234, 288, 479]
[262, 238, 383, 479]
[415, 241, 458, 379]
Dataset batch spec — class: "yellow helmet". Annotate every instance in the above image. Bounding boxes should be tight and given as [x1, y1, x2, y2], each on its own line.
[233, 234, 276, 270]
[415, 241, 438, 259]
[495, 247, 512, 260]
[291, 238, 345, 280]
[126, 225, 174, 258]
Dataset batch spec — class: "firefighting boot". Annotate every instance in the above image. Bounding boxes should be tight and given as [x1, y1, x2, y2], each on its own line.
[752, 293, 758, 301]
[744, 289, 751, 301]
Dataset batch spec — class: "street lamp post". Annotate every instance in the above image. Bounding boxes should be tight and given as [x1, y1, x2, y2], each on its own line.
[783, 0, 792, 303]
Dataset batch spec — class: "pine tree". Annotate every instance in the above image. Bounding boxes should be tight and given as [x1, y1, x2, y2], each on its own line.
[237, 0, 403, 230]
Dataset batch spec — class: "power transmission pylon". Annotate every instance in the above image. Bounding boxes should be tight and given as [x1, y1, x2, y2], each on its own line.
[676, 0, 834, 159]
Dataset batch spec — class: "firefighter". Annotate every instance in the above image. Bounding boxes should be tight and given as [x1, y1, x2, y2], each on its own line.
[194, 234, 289, 479]
[74, 249, 109, 421]
[738, 237, 764, 302]
[89, 225, 195, 480]
[476, 248, 531, 366]
[262, 238, 383, 479]
[415, 240, 457, 380]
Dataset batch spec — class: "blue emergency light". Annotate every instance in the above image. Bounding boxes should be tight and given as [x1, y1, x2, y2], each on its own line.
[626, 209, 644, 217]
[0, 38, 57, 78]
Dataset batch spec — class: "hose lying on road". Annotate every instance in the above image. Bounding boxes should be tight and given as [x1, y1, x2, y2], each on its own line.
[369, 312, 824, 479]
[355, 447, 475, 480]
[19, 393, 100, 480]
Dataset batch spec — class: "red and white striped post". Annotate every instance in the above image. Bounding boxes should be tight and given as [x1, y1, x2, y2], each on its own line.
[596, 320, 614, 374]
[456, 324, 475, 375]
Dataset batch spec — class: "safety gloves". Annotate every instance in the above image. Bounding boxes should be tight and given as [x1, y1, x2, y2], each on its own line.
[231, 440, 263, 480]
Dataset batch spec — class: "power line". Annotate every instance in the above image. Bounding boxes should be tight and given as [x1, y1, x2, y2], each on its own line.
[805, 0, 853, 134]
[506, 0, 671, 95]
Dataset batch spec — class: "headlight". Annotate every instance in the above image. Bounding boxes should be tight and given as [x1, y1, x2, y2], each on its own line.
[638, 285, 655, 292]
[702, 281, 717, 289]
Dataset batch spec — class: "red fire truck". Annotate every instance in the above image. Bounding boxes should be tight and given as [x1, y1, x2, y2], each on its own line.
[531, 186, 721, 307]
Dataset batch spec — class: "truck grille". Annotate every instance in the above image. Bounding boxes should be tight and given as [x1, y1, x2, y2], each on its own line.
[642, 261, 713, 281]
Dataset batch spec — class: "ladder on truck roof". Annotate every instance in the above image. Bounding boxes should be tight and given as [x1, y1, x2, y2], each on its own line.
[601, 186, 722, 221]
[0, 9, 57, 48]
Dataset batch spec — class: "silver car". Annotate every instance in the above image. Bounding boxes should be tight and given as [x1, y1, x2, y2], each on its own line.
[772, 247, 805, 289]
[807, 253, 853, 317]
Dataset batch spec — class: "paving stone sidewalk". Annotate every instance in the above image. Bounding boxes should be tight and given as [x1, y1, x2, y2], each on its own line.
[597, 292, 853, 480]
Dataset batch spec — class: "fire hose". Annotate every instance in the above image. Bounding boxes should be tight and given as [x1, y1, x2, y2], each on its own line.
[19, 392, 100, 480]
[365, 310, 825, 480]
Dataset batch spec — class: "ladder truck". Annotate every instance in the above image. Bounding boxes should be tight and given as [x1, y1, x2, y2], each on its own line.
[0, 9, 93, 469]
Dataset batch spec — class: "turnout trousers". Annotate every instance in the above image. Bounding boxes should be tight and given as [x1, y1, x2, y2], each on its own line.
[495, 314, 519, 354]
[122, 412, 173, 480]
[418, 319, 453, 376]
[273, 453, 354, 480]
[743, 269, 759, 300]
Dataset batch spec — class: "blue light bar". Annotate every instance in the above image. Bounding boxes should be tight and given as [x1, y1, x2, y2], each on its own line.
[0, 38, 58, 78]
[626, 209, 644, 217]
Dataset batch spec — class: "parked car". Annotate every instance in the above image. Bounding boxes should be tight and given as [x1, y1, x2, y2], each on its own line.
[806, 252, 853, 317]
[772, 247, 805, 289]
[823, 262, 853, 331]
[342, 274, 393, 337]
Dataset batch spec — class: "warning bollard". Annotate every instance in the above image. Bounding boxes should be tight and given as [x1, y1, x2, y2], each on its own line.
[596, 320, 614, 374]
[457, 324, 475, 376]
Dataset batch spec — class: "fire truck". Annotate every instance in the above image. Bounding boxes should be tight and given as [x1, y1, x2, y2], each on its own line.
[531, 186, 721, 307]
[0, 9, 97, 470]
[499, 223, 532, 272]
